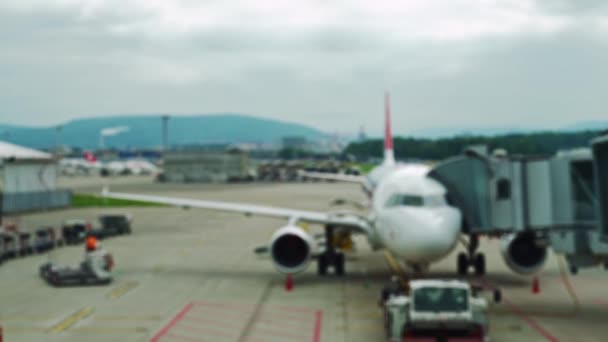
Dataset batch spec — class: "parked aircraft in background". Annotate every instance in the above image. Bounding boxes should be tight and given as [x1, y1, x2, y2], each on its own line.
[60, 152, 158, 177]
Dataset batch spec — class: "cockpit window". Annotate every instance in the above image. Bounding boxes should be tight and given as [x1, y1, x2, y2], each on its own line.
[385, 194, 446, 208]
[385, 194, 424, 208]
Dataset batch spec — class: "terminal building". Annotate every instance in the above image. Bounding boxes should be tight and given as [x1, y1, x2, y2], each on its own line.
[161, 149, 251, 183]
[0, 141, 71, 213]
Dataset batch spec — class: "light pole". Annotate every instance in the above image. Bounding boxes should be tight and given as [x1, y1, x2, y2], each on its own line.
[55, 125, 62, 157]
[162, 115, 170, 152]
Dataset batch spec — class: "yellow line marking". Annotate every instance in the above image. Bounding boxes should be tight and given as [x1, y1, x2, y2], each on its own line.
[48, 307, 93, 333]
[70, 326, 149, 333]
[107, 281, 139, 299]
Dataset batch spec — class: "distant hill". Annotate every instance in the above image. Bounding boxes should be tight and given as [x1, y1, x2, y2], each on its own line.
[0, 114, 327, 149]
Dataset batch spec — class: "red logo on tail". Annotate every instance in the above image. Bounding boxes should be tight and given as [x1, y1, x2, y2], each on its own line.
[84, 151, 96, 163]
[384, 92, 393, 150]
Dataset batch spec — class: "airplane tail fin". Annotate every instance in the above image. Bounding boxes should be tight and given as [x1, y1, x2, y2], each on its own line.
[383, 92, 395, 164]
[84, 151, 97, 163]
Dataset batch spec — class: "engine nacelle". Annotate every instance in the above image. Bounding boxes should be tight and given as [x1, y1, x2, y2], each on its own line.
[500, 232, 547, 275]
[269, 225, 314, 274]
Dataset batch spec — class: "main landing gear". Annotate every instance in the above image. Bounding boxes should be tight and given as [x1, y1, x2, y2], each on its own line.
[317, 225, 345, 276]
[457, 234, 486, 276]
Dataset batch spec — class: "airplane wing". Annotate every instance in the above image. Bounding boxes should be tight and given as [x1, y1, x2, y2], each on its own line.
[102, 189, 371, 233]
[298, 171, 366, 184]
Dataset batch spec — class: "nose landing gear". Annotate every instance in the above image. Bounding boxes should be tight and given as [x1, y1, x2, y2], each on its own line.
[457, 235, 486, 276]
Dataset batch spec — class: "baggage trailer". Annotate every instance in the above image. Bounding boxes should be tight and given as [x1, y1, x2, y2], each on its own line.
[62, 220, 91, 245]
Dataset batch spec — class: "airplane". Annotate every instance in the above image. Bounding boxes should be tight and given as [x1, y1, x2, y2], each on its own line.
[102, 94, 547, 280]
[61, 152, 158, 177]
[60, 151, 103, 176]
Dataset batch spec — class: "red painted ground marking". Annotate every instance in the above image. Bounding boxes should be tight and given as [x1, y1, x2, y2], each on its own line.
[313, 310, 323, 342]
[594, 298, 608, 308]
[480, 279, 559, 342]
[176, 322, 237, 338]
[150, 303, 195, 342]
[503, 298, 560, 342]
[165, 332, 206, 342]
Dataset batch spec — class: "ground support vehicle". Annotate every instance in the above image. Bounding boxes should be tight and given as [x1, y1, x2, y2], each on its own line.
[382, 279, 495, 342]
[40, 238, 114, 287]
[97, 214, 132, 237]
[33, 228, 54, 253]
[62, 220, 91, 245]
[1, 233, 17, 260]
[47, 226, 64, 247]
[18, 232, 33, 256]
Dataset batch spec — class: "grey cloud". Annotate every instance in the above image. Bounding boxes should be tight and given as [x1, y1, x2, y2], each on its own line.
[534, 0, 608, 14]
[1, 2, 608, 136]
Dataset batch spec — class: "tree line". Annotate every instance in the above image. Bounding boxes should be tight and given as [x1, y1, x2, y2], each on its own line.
[344, 130, 605, 161]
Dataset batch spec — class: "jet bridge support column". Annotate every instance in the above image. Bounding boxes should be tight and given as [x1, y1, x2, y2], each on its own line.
[317, 225, 345, 276]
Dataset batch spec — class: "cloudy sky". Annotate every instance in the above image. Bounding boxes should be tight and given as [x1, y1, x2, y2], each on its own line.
[1, 0, 607, 135]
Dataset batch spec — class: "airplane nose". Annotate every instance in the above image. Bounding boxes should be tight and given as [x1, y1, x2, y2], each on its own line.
[394, 207, 461, 262]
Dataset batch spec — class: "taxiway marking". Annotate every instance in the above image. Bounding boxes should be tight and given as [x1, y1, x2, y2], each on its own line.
[149, 303, 194, 342]
[48, 307, 94, 333]
[107, 280, 139, 299]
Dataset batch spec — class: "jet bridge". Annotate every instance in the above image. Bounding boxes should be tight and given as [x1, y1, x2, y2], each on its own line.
[592, 135, 608, 242]
[428, 136, 608, 272]
[428, 147, 557, 234]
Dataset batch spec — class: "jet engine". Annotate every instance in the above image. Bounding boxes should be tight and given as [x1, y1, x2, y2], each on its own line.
[500, 231, 547, 275]
[269, 225, 314, 274]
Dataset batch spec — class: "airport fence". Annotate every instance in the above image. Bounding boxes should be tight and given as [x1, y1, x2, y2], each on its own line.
[2, 189, 72, 213]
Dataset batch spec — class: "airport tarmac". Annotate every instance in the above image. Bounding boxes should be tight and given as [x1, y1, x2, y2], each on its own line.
[1, 178, 608, 342]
